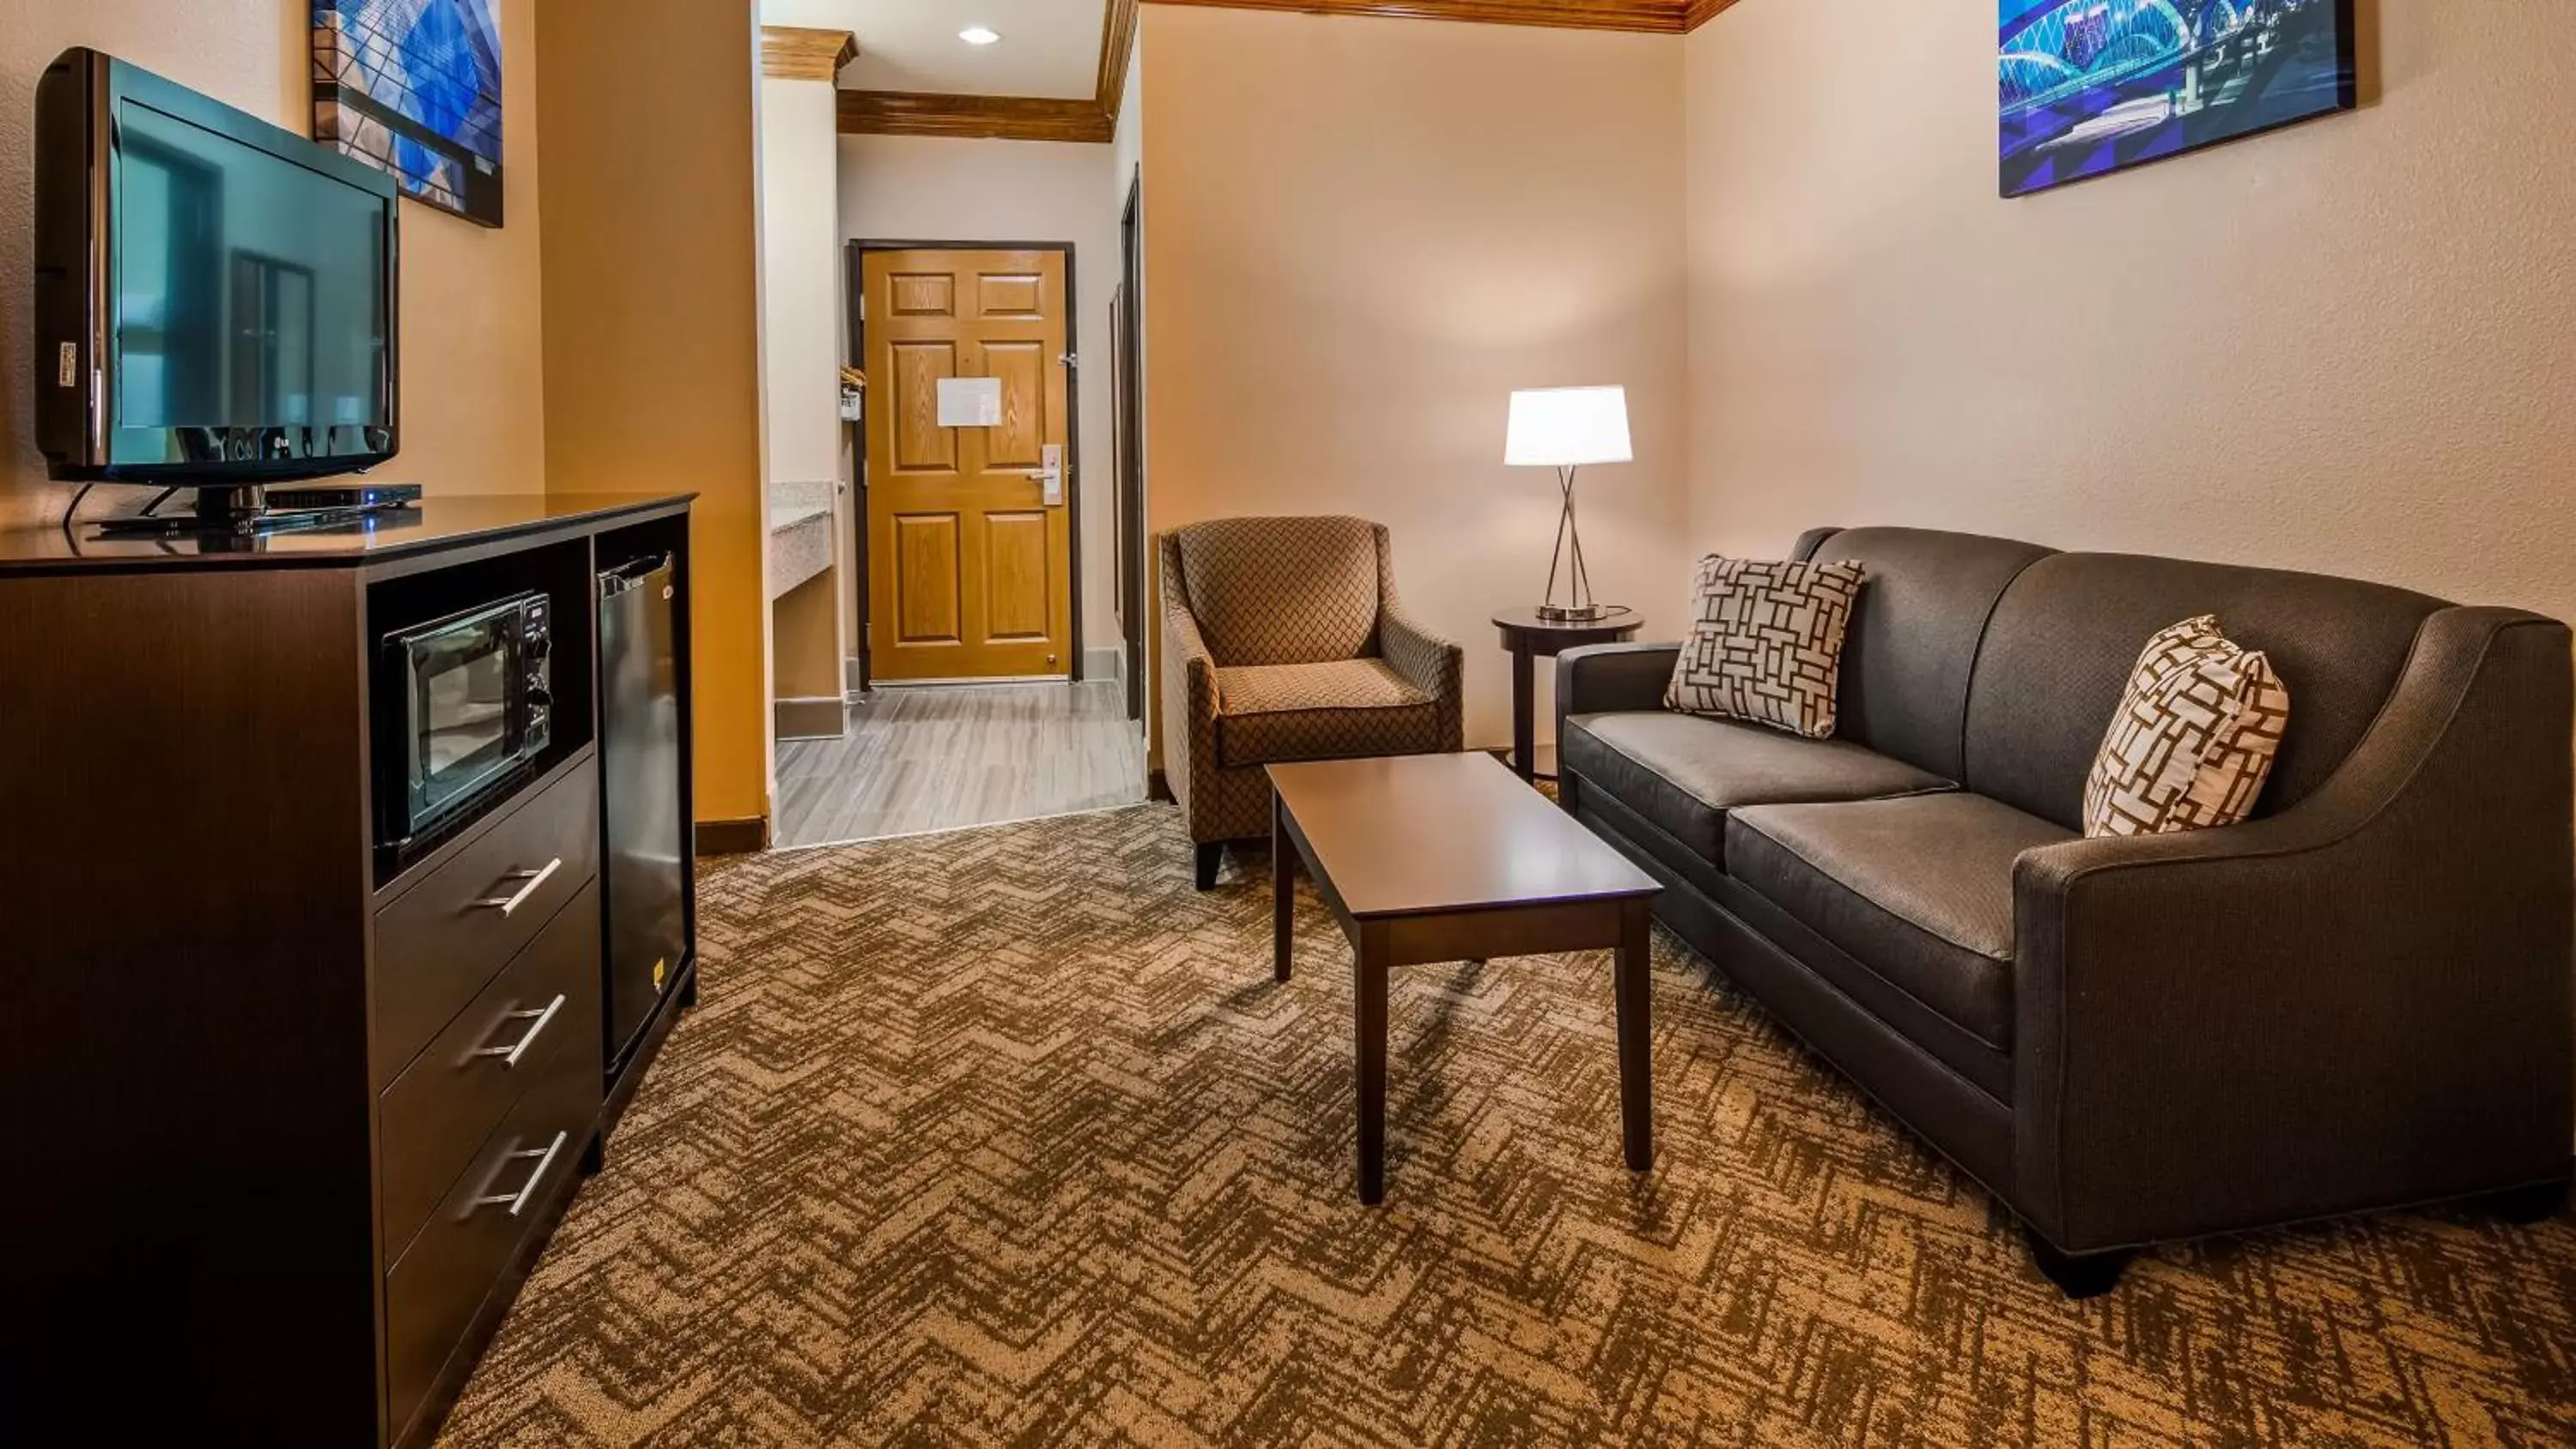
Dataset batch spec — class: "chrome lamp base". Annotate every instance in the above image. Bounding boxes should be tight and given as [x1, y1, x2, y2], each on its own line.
[1540, 464, 1614, 621]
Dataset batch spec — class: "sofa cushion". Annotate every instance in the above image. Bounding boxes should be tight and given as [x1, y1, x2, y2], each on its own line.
[1562, 711, 1954, 867]
[1173, 516, 1382, 666]
[1795, 527, 2056, 780]
[1216, 658, 1439, 768]
[1727, 794, 2075, 1051]
[1964, 552, 2444, 829]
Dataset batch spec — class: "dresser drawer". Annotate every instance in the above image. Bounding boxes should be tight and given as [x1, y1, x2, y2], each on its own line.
[377, 762, 599, 1084]
[384, 1023, 601, 1445]
[380, 880, 601, 1260]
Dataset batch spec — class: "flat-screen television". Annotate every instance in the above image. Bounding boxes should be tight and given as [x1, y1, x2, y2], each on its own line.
[34, 48, 400, 521]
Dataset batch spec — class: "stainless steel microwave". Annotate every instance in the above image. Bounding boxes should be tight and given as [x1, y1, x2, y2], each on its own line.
[379, 591, 555, 852]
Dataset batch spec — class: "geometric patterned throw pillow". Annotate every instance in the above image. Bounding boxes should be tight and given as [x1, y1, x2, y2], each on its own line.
[1663, 555, 1867, 739]
[2081, 615, 2292, 838]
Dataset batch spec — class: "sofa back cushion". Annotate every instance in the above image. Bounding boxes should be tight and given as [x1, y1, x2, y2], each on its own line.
[1964, 553, 2445, 829]
[1793, 527, 2056, 780]
[1171, 516, 1382, 666]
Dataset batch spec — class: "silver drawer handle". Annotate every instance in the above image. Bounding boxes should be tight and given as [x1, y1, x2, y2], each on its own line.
[473, 858, 562, 918]
[471, 994, 568, 1070]
[473, 1131, 570, 1219]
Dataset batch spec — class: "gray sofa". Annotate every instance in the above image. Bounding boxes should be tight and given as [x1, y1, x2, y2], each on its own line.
[1557, 525, 2573, 1295]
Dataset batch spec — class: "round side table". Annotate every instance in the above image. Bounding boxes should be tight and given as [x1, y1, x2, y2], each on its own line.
[1492, 607, 1644, 783]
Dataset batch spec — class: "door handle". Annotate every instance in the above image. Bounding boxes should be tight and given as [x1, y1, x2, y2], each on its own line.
[1020, 444, 1066, 506]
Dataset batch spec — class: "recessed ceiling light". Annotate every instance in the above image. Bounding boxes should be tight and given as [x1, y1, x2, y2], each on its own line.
[959, 25, 1001, 45]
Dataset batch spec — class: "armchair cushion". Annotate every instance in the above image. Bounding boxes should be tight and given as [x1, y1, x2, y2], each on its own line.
[1728, 793, 2074, 1054]
[1173, 516, 1383, 666]
[1215, 659, 1442, 769]
[1562, 710, 1953, 867]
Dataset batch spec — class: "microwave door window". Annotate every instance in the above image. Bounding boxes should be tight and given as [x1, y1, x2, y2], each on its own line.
[416, 634, 515, 815]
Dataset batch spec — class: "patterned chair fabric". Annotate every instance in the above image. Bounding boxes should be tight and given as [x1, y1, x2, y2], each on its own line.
[1216, 659, 1443, 769]
[1160, 518, 1464, 847]
[1172, 516, 1384, 666]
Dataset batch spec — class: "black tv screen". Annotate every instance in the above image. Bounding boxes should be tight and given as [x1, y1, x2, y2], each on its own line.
[35, 49, 401, 485]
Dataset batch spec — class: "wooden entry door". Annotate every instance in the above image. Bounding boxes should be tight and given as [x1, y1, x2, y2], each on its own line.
[862, 248, 1074, 682]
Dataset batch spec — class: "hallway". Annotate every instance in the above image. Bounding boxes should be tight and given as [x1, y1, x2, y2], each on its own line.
[773, 681, 1147, 847]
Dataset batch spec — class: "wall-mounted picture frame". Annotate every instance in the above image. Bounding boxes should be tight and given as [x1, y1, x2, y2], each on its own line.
[313, 0, 505, 227]
[2001, 0, 2357, 198]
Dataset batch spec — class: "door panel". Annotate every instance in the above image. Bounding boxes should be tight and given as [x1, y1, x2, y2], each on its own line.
[979, 341, 1048, 471]
[892, 513, 963, 646]
[887, 342, 957, 473]
[889, 272, 955, 317]
[975, 272, 1044, 319]
[984, 512, 1053, 641]
[865, 249, 1073, 681]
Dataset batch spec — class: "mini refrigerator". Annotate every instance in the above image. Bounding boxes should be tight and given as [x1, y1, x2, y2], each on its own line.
[598, 553, 687, 1074]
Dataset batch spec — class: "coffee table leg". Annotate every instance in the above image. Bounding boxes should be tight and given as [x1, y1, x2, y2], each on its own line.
[1616, 899, 1654, 1173]
[1272, 792, 1293, 983]
[1357, 924, 1389, 1203]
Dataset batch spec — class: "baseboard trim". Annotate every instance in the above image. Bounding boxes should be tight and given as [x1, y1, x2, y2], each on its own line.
[1084, 646, 1122, 686]
[1147, 767, 1171, 803]
[695, 816, 769, 856]
[775, 694, 848, 740]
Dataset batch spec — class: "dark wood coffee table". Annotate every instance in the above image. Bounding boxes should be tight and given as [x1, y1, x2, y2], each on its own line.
[1265, 752, 1664, 1203]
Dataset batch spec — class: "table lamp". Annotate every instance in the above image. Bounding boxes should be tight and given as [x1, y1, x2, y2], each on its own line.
[1505, 385, 1631, 621]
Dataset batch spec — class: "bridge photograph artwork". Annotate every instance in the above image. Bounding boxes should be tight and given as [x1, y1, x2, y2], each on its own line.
[2001, 0, 2356, 197]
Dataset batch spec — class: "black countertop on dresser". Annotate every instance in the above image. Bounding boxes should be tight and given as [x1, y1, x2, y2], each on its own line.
[0, 490, 696, 575]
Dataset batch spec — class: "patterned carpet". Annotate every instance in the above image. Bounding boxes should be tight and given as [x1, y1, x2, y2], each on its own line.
[438, 803, 2576, 1447]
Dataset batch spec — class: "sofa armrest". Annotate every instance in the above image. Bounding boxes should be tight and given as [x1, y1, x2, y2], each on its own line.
[1557, 642, 1680, 721]
[1381, 603, 1465, 749]
[1157, 537, 1222, 821]
[2011, 606, 2574, 1251]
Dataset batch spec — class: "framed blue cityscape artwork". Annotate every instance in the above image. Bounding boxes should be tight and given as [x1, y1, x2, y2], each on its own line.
[313, 0, 505, 227]
[2000, 0, 2356, 198]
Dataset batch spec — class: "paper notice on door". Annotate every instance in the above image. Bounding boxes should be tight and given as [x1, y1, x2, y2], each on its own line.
[936, 376, 1003, 427]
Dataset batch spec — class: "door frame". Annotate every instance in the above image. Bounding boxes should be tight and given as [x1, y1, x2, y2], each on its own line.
[846, 239, 1085, 686]
[1115, 174, 1146, 723]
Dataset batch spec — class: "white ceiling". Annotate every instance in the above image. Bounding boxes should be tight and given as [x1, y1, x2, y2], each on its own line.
[760, 0, 1109, 100]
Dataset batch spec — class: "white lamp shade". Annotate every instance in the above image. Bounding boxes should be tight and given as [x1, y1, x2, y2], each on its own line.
[1504, 385, 1631, 467]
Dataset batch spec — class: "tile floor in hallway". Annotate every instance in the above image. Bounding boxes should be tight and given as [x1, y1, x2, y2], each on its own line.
[774, 680, 1148, 847]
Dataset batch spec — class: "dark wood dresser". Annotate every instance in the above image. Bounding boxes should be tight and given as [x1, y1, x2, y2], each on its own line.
[0, 493, 699, 1447]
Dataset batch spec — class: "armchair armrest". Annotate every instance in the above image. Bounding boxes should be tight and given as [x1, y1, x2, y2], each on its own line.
[1158, 537, 1222, 816]
[2010, 606, 2574, 1251]
[1556, 642, 1680, 721]
[1380, 602, 1465, 749]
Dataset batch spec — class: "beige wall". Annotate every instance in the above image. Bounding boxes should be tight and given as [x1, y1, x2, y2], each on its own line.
[839, 132, 1125, 655]
[0, 0, 546, 529]
[760, 70, 849, 706]
[761, 76, 847, 495]
[1683, 0, 2576, 631]
[1139, 6, 1691, 751]
[537, 0, 772, 828]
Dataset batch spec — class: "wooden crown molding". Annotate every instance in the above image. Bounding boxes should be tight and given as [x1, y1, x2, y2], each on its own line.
[837, 90, 1114, 144]
[838, 0, 1137, 143]
[762, 26, 858, 82]
[1142, 0, 1743, 33]
[1100, 0, 1140, 111]
[827, 0, 1740, 143]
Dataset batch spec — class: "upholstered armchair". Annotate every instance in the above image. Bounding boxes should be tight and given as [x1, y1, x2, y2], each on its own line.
[1159, 516, 1465, 888]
